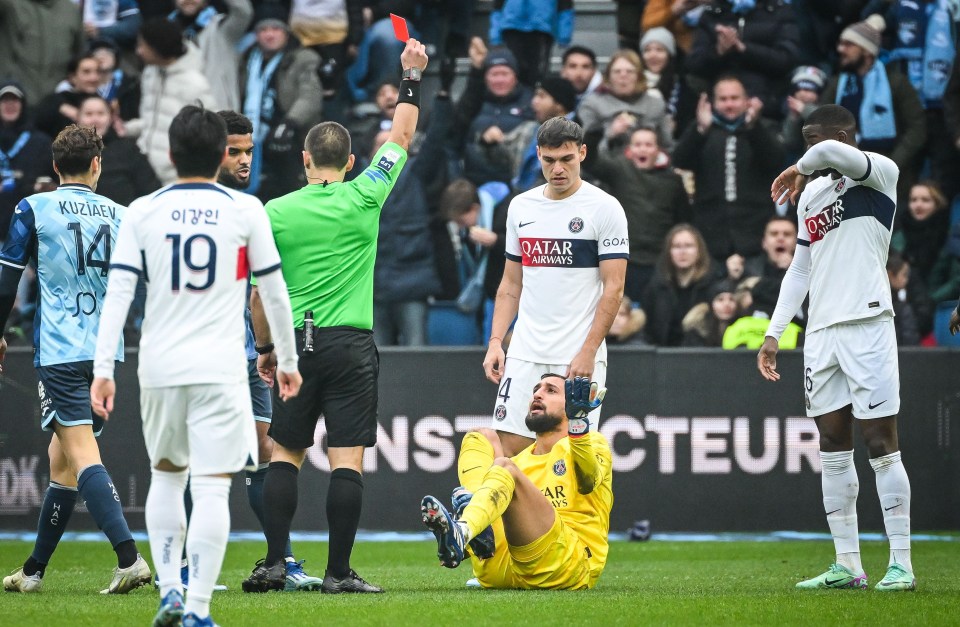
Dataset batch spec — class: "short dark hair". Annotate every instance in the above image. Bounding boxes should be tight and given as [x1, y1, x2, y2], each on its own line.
[440, 178, 480, 220]
[304, 122, 352, 169]
[886, 250, 908, 274]
[52, 125, 104, 176]
[537, 116, 584, 148]
[562, 45, 597, 68]
[169, 105, 227, 178]
[713, 74, 746, 95]
[805, 104, 857, 134]
[67, 53, 98, 76]
[217, 110, 253, 136]
[139, 18, 185, 60]
[78, 94, 112, 114]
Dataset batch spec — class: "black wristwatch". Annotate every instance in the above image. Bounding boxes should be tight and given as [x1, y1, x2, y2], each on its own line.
[255, 343, 275, 355]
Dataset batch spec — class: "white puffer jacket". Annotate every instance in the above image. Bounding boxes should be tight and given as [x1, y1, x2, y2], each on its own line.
[127, 45, 218, 184]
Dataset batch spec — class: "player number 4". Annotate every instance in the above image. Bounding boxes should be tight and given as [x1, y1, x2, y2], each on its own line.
[497, 377, 512, 403]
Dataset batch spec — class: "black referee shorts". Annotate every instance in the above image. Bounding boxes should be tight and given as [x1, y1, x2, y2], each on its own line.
[268, 326, 379, 451]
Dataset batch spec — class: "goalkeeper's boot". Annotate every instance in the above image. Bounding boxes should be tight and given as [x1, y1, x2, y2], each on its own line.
[100, 554, 152, 594]
[241, 559, 285, 593]
[152, 589, 184, 627]
[284, 559, 323, 591]
[421, 495, 466, 568]
[182, 612, 220, 627]
[795, 563, 867, 590]
[3, 567, 43, 593]
[875, 563, 916, 591]
[451, 487, 495, 560]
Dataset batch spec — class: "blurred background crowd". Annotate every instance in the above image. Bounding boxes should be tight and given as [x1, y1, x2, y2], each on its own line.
[2, 0, 960, 350]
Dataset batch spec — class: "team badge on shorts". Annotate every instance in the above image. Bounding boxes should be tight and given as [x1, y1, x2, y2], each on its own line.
[553, 460, 567, 476]
[37, 381, 52, 417]
[805, 393, 811, 410]
[494, 404, 507, 421]
[568, 217, 584, 233]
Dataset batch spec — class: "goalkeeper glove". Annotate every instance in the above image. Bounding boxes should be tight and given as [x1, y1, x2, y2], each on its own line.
[565, 376, 606, 437]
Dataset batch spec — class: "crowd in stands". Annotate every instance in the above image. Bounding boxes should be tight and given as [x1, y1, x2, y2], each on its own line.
[3, 0, 960, 349]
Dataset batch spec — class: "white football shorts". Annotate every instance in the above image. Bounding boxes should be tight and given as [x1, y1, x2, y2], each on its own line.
[140, 383, 258, 475]
[491, 357, 607, 438]
[802, 317, 900, 419]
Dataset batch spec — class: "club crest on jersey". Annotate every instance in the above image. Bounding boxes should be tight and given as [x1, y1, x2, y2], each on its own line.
[494, 404, 507, 421]
[805, 198, 845, 243]
[568, 217, 584, 233]
[553, 460, 567, 476]
[834, 178, 846, 194]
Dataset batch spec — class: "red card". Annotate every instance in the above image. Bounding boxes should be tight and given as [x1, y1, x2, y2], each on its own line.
[390, 13, 410, 42]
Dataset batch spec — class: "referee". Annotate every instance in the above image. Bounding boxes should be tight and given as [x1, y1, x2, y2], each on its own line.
[243, 38, 429, 594]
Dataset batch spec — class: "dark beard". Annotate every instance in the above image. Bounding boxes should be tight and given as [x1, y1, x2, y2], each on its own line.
[217, 172, 247, 190]
[524, 410, 563, 434]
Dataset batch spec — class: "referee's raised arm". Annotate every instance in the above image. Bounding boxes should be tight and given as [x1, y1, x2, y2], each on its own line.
[388, 38, 429, 151]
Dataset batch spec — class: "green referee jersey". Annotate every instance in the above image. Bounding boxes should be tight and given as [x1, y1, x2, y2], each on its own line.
[263, 141, 408, 330]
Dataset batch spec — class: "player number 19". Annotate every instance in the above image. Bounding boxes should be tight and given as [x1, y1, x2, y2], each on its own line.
[166, 233, 217, 292]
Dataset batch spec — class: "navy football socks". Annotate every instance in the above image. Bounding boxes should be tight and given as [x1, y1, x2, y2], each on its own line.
[77, 464, 137, 568]
[23, 482, 78, 576]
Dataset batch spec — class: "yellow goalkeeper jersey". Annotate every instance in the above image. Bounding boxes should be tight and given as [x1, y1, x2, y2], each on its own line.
[512, 432, 614, 583]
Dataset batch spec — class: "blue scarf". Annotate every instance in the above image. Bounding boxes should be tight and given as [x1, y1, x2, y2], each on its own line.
[836, 60, 896, 141]
[242, 49, 284, 194]
[729, 0, 756, 15]
[0, 131, 31, 173]
[712, 111, 746, 132]
[169, 6, 218, 41]
[888, 0, 955, 107]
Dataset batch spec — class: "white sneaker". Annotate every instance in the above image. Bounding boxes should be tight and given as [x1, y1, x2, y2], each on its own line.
[3, 568, 43, 593]
[465, 577, 481, 589]
[100, 554, 152, 594]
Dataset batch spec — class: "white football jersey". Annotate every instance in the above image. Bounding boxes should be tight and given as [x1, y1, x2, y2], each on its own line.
[795, 149, 898, 333]
[504, 181, 629, 364]
[110, 183, 283, 387]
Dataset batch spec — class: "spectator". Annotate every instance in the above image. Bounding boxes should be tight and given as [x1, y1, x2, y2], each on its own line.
[741, 215, 798, 283]
[345, 0, 418, 102]
[642, 224, 720, 346]
[892, 180, 950, 287]
[76, 95, 160, 206]
[885, 0, 959, 202]
[641, 27, 698, 138]
[126, 18, 217, 184]
[583, 126, 691, 301]
[83, 0, 143, 50]
[452, 39, 534, 186]
[0, 82, 55, 235]
[372, 93, 452, 346]
[561, 45, 603, 105]
[169, 0, 252, 112]
[33, 54, 101, 140]
[686, 0, 801, 118]
[489, 0, 574, 87]
[348, 82, 398, 162]
[722, 276, 802, 349]
[821, 15, 927, 190]
[89, 38, 141, 124]
[780, 65, 828, 162]
[642, 0, 712, 54]
[672, 76, 784, 261]
[578, 49, 673, 152]
[0, 0, 84, 104]
[927, 229, 960, 307]
[607, 296, 648, 345]
[289, 0, 365, 102]
[682, 279, 738, 346]
[488, 75, 578, 193]
[240, 10, 323, 201]
[887, 251, 923, 346]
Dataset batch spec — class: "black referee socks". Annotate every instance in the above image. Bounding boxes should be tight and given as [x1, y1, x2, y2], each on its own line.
[326, 468, 364, 579]
[263, 462, 300, 566]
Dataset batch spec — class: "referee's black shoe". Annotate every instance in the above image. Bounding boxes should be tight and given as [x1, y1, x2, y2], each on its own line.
[241, 559, 285, 593]
[320, 570, 383, 594]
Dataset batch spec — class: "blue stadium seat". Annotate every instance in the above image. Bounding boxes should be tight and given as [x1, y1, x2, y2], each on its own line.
[932, 300, 960, 347]
[428, 302, 481, 345]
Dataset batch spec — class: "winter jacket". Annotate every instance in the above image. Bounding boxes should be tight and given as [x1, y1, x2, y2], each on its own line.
[489, 0, 574, 45]
[891, 209, 950, 285]
[681, 302, 728, 347]
[0, 0, 85, 104]
[172, 0, 252, 112]
[373, 97, 452, 303]
[671, 118, 784, 259]
[821, 64, 928, 172]
[578, 88, 674, 151]
[97, 129, 161, 207]
[239, 43, 323, 132]
[686, 0, 801, 117]
[34, 89, 90, 141]
[0, 114, 55, 234]
[127, 45, 218, 184]
[642, 264, 720, 346]
[583, 131, 691, 267]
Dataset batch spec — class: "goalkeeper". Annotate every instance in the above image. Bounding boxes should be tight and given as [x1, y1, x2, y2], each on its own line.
[420, 375, 613, 590]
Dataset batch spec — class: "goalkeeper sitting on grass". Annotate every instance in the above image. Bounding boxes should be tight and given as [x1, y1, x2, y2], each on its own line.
[421, 375, 613, 590]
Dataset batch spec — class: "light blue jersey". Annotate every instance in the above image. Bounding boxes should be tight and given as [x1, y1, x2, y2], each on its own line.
[0, 184, 125, 366]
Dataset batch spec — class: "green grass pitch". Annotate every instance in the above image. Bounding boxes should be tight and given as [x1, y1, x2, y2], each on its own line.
[0, 539, 958, 625]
